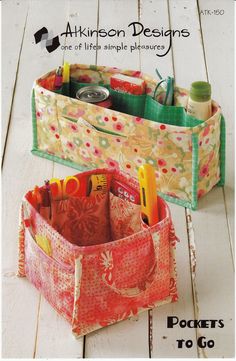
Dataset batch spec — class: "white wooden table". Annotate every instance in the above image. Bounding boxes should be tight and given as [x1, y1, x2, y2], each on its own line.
[2, 0, 234, 358]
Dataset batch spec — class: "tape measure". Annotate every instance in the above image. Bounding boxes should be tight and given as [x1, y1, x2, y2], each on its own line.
[87, 174, 108, 196]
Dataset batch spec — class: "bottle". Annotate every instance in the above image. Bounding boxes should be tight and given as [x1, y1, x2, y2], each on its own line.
[187, 81, 212, 121]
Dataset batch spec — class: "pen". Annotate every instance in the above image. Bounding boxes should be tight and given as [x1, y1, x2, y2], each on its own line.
[32, 186, 42, 212]
[44, 180, 52, 219]
[62, 61, 70, 96]
[48, 73, 57, 91]
[138, 164, 159, 226]
[54, 66, 63, 89]
[43, 180, 51, 207]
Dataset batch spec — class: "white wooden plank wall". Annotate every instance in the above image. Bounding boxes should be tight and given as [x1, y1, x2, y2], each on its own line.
[1, 0, 30, 158]
[2, 0, 234, 358]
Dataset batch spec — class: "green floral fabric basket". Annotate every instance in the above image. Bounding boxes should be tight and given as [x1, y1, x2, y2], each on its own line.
[31, 64, 225, 210]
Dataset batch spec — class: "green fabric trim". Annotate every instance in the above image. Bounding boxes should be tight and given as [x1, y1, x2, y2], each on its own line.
[217, 114, 226, 186]
[31, 149, 91, 172]
[191, 133, 199, 210]
[31, 89, 38, 150]
[158, 192, 193, 209]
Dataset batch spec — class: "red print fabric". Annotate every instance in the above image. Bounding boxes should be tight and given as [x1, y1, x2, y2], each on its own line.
[18, 168, 178, 338]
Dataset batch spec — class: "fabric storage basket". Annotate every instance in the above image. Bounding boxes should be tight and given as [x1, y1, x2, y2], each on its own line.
[31, 64, 225, 210]
[18, 168, 178, 338]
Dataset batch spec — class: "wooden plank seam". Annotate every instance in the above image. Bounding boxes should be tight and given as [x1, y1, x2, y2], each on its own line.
[1, 3, 30, 165]
[185, 208, 208, 358]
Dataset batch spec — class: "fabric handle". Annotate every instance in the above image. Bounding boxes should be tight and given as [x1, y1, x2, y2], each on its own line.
[101, 229, 164, 298]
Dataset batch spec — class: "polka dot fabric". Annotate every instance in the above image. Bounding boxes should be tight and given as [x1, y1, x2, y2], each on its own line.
[18, 168, 178, 337]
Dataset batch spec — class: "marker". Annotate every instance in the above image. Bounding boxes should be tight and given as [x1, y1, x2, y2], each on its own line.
[44, 180, 52, 218]
[54, 66, 62, 89]
[138, 164, 159, 226]
[40, 180, 51, 206]
[62, 61, 70, 96]
[32, 186, 42, 211]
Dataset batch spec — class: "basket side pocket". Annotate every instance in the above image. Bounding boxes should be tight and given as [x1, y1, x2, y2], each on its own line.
[197, 114, 222, 202]
[110, 89, 146, 117]
[144, 96, 203, 127]
[24, 227, 75, 323]
[32, 86, 65, 158]
[144, 95, 183, 124]
[58, 116, 127, 169]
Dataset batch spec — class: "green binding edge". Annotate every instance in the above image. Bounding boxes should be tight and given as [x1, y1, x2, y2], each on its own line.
[157, 192, 193, 209]
[31, 149, 91, 172]
[217, 114, 226, 186]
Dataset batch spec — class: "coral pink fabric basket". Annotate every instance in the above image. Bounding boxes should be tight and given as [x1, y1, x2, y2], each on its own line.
[18, 168, 178, 337]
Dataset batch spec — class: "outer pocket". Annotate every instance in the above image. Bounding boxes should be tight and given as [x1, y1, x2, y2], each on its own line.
[58, 116, 127, 169]
[110, 89, 146, 117]
[32, 88, 64, 158]
[24, 228, 75, 323]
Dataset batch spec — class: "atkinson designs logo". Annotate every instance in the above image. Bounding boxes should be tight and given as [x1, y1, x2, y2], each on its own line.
[34, 27, 60, 53]
[34, 22, 190, 56]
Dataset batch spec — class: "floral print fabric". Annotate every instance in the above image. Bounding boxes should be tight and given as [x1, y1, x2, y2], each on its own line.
[51, 193, 111, 246]
[18, 168, 178, 337]
[33, 64, 223, 208]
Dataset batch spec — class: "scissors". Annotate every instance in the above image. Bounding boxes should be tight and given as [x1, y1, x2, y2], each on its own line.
[49, 176, 80, 200]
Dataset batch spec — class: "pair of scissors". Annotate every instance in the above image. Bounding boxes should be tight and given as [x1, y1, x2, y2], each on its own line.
[49, 176, 80, 200]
